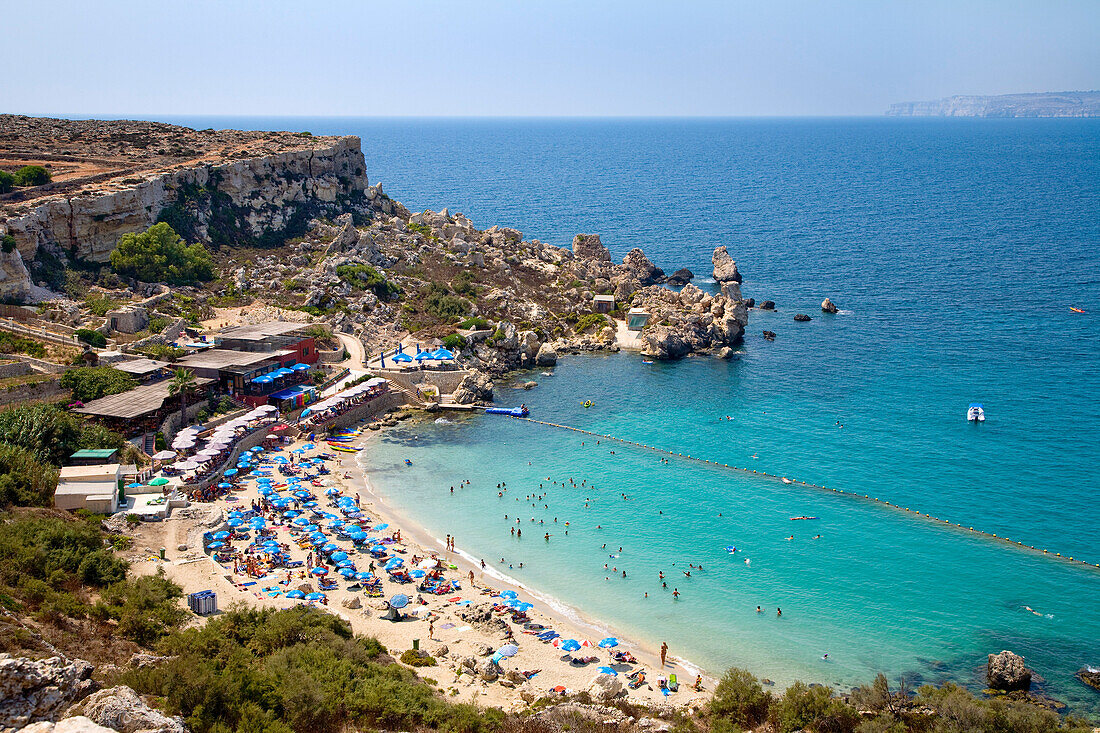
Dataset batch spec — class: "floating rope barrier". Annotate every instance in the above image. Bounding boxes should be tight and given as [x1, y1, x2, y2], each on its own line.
[514, 416, 1100, 574]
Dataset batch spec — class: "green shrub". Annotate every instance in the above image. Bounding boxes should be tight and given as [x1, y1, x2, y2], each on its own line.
[13, 165, 51, 187]
[60, 366, 137, 402]
[1, 234, 16, 253]
[75, 328, 107, 347]
[94, 570, 188, 645]
[0, 515, 126, 590]
[0, 171, 15, 194]
[458, 316, 490, 330]
[335, 264, 400, 299]
[573, 313, 607, 334]
[138, 344, 186, 362]
[84, 295, 122, 317]
[769, 681, 859, 733]
[423, 283, 468, 323]
[711, 668, 772, 729]
[442, 334, 467, 351]
[400, 649, 437, 666]
[0, 331, 47, 358]
[452, 271, 477, 296]
[0, 442, 59, 508]
[0, 403, 124, 465]
[110, 222, 214, 286]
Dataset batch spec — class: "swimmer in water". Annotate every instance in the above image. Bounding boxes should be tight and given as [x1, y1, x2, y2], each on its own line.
[756, 606, 762, 613]
[673, 588, 680, 599]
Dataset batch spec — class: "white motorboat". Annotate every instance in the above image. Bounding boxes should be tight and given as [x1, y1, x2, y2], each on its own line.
[967, 403, 985, 422]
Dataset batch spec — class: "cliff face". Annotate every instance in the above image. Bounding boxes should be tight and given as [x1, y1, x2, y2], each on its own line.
[0, 117, 402, 300]
[886, 91, 1100, 117]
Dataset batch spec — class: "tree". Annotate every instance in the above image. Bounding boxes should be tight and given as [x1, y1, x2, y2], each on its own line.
[75, 328, 107, 347]
[0, 171, 14, 194]
[0, 443, 59, 507]
[167, 368, 197, 432]
[13, 165, 51, 186]
[60, 367, 137, 402]
[711, 667, 772, 728]
[110, 222, 215, 286]
[0, 403, 123, 466]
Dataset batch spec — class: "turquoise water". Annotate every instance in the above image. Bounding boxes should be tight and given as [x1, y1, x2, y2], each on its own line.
[156, 116, 1100, 709]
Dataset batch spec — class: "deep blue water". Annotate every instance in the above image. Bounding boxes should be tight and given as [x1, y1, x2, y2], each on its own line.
[157, 116, 1100, 710]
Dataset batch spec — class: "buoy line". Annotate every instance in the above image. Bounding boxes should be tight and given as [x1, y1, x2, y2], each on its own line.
[513, 417, 1100, 573]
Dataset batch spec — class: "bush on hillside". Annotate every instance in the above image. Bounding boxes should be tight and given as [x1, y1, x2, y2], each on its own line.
[0, 443, 59, 507]
[710, 667, 772, 729]
[0, 330, 47, 358]
[442, 333, 467, 351]
[1, 233, 16, 252]
[769, 681, 860, 733]
[0, 403, 124, 466]
[336, 263, 400, 299]
[60, 366, 137, 402]
[75, 328, 107, 347]
[110, 222, 215, 286]
[0, 170, 15, 194]
[423, 283, 468, 323]
[13, 165, 51, 187]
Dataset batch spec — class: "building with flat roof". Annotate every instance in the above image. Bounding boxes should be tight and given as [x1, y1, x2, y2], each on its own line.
[69, 448, 120, 466]
[73, 376, 214, 434]
[174, 347, 311, 406]
[111, 358, 172, 382]
[216, 321, 318, 365]
[54, 463, 124, 513]
[593, 294, 615, 313]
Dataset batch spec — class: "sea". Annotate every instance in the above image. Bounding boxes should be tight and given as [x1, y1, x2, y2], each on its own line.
[161, 116, 1100, 711]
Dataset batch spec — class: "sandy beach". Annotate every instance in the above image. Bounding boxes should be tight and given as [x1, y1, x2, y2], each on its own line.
[127, 417, 712, 713]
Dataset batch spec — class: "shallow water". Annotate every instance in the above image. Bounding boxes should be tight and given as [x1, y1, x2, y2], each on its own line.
[157, 115, 1100, 710]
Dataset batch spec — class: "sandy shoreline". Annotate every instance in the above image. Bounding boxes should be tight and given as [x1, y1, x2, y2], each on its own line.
[130, 417, 712, 712]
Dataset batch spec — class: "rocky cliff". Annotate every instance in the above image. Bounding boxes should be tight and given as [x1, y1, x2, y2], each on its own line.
[0, 116, 401, 300]
[886, 91, 1100, 117]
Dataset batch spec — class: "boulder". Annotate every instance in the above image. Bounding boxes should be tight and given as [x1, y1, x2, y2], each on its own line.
[586, 673, 624, 702]
[534, 343, 558, 367]
[720, 281, 743, 301]
[744, 298, 755, 308]
[987, 651, 1032, 691]
[759, 300, 775, 310]
[127, 654, 170, 670]
[1076, 667, 1100, 692]
[717, 347, 735, 359]
[762, 330, 776, 341]
[794, 314, 812, 322]
[0, 654, 95, 730]
[66, 686, 184, 733]
[640, 327, 691, 360]
[340, 596, 361, 609]
[572, 234, 611, 262]
[664, 268, 694, 286]
[518, 330, 540, 362]
[621, 248, 665, 284]
[22, 716, 117, 733]
[821, 298, 839, 314]
[711, 245, 742, 283]
[451, 372, 494, 405]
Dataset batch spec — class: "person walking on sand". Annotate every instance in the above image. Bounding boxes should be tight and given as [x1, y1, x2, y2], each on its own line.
[660, 642, 668, 667]
[428, 618, 435, 640]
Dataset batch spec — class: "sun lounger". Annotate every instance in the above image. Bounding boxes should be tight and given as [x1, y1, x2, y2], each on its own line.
[669, 673, 679, 692]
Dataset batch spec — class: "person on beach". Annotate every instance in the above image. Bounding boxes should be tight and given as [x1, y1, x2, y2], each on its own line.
[660, 642, 668, 666]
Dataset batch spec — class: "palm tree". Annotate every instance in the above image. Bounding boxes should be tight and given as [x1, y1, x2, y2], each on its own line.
[167, 368, 197, 432]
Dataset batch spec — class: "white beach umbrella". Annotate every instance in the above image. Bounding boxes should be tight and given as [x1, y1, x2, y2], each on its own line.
[152, 450, 177, 461]
[196, 448, 222, 457]
[175, 460, 200, 471]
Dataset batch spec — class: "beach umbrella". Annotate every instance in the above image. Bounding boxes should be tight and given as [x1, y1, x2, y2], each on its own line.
[514, 602, 534, 612]
[324, 487, 340, 496]
[227, 519, 243, 528]
[500, 590, 518, 600]
[284, 510, 300, 518]
[286, 589, 305, 599]
[302, 501, 318, 508]
[213, 531, 230, 540]
[310, 566, 329, 576]
[249, 519, 267, 530]
[292, 516, 311, 526]
[389, 594, 409, 609]
[554, 639, 581, 652]
[321, 543, 339, 553]
[218, 482, 233, 489]
[126, 482, 143, 489]
[597, 666, 617, 676]
[305, 592, 326, 601]
[223, 468, 238, 476]
[272, 456, 289, 464]
[497, 644, 519, 658]
[409, 569, 426, 578]
[372, 523, 389, 531]
[152, 450, 177, 461]
[258, 487, 275, 496]
[384, 557, 403, 570]
[311, 535, 328, 546]
[206, 541, 224, 549]
[355, 571, 374, 581]
[330, 551, 348, 562]
[597, 637, 619, 648]
[338, 567, 357, 578]
[148, 476, 171, 487]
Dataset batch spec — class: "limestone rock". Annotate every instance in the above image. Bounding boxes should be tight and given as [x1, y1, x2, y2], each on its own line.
[1076, 667, 1100, 692]
[127, 654, 170, 670]
[794, 314, 812, 322]
[586, 673, 625, 702]
[821, 298, 839, 314]
[762, 330, 776, 341]
[664, 268, 694, 286]
[640, 327, 691, 360]
[340, 596, 361, 609]
[987, 651, 1032, 691]
[451, 372, 494, 405]
[572, 234, 611, 262]
[0, 654, 95, 730]
[66, 686, 183, 733]
[518, 330, 540, 362]
[22, 716, 118, 733]
[621, 248, 664, 284]
[711, 245, 742, 283]
[759, 300, 775, 310]
[535, 343, 557, 367]
[717, 347, 735, 359]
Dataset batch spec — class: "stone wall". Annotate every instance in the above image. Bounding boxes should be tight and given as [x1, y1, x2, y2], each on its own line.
[318, 391, 408, 433]
[0, 376, 66, 407]
[0, 360, 33, 379]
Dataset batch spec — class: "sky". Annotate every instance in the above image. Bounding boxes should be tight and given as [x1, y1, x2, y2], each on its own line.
[4, 0, 1099, 117]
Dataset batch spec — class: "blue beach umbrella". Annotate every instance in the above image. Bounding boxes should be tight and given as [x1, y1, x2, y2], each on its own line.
[597, 666, 617, 676]
[558, 639, 581, 652]
[311, 536, 328, 546]
[409, 569, 426, 578]
[206, 541, 224, 549]
[224, 468, 238, 476]
[324, 487, 340, 496]
[500, 590, 518, 600]
[302, 501, 318, 508]
[292, 516, 311, 526]
[372, 523, 389, 531]
[321, 543, 339, 553]
[126, 482, 143, 489]
[284, 510, 300, 518]
[515, 602, 534, 612]
[597, 637, 619, 648]
[497, 644, 519, 658]
[330, 551, 348, 562]
[384, 557, 403, 570]
[310, 566, 329, 576]
[286, 589, 305, 599]
[355, 571, 374, 581]
[338, 567, 357, 578]
[226, 519, 242, 528]
[213, 531, 230, 540]
[305, 592, 326, 601]
[389, 594, 409, 609]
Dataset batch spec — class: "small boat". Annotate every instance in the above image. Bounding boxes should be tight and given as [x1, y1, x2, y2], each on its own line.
[790, 516, 818, 521]
[967, 403, 985, 422]
[1070, 307, 1085, 313]
[404, 459, 413, 466]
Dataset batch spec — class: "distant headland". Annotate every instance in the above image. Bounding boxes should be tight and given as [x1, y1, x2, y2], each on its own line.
[886, 90, 1100, 117]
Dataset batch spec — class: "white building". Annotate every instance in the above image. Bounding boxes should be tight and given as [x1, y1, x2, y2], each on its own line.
[54, 464, 124, 513]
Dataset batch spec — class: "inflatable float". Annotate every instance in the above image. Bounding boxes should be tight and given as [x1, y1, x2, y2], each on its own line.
[485, 406, 530, 417]
[581, 400, 593, 408]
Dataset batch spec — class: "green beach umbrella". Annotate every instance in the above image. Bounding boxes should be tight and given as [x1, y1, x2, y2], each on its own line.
[148, 477, 169, 486]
